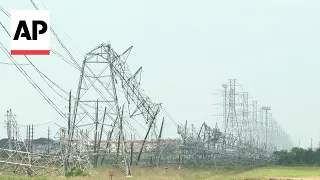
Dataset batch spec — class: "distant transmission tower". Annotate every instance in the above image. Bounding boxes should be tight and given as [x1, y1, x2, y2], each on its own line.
[4, 109, 17, 150]
[222, 83, 227, 149]
[262, 106, 271, 153]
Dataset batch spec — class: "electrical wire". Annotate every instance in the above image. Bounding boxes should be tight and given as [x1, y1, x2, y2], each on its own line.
[0, 10, 68, 121]
[0, 61, 30, 66]
[2, 2, 180, 144]
[0, 5, 10, 17]
[1, 6, 137, 147]
[18, 118, 59, 127]
[0, 42, 67, 121]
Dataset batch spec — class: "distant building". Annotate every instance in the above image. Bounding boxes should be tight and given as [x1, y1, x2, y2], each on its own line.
[24, 138, 56, 154]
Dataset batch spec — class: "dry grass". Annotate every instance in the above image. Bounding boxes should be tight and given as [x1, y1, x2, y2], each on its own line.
[1, 166, 320, 180]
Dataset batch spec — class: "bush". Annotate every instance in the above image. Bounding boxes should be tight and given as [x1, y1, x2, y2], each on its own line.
[274, 147, 320, 165]
[65, 165, 89, 177]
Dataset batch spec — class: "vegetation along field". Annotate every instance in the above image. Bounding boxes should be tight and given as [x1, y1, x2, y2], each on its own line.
[1, 166, 320, 180]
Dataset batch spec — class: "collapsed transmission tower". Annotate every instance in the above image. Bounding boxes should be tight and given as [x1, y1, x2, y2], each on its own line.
[0, 110, 35, 176]
[69, 43, 162, 176]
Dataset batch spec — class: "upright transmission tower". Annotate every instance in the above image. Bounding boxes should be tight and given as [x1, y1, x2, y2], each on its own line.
[225, 79, 241, 148]
[262, 106, 271, 153]
[4, 109, 18, 150]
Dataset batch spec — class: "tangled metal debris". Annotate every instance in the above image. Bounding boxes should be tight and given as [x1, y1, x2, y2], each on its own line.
[0, 44, 292, 177]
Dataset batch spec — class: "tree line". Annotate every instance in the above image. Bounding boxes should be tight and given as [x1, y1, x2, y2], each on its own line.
[273, 147, 320, 165]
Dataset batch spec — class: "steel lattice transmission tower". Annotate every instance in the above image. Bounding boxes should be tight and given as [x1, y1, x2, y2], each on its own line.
[69, 43, 161, 176]
[0, 110, 34, 176]
[4, 109, 18, 150]
[262, 106, 271, 153]
[224, 79, 241, 149]
[69, 43, 129, 175]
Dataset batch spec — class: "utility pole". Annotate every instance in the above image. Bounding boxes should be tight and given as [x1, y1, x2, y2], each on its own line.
[47, 127, 50, 154]
[28, 125, 31, 165]
[26, 126, 29, 151]
[86, 129, 89, 151]
[157, 117, 165, 167]
[94, 100, 99, 167]
[66, 90, 72, 171]
[130, 133, 133, 166]
[68, 90, 71, 137]
[97, 107, 106, 166]
[28, 125, 31, 152]
[31, 124, 34, 153]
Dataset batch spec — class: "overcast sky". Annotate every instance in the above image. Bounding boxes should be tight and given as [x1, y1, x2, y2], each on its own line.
[1, 0, 320, 148]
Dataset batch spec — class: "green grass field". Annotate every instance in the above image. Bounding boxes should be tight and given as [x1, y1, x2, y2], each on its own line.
[1, 166, 320, 180]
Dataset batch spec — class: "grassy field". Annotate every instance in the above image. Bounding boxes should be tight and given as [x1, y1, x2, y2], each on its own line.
[1, 166, 320, 180]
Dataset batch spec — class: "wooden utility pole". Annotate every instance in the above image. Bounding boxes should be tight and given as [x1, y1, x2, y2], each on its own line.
[27, 126, 28, 152]
[136, 114, 158, 165]
[116, 134, 121, 158]
[26, 126, 28, 151]
[86, 129, 89, 151]
[97, 107, 106, 165]
[28, 125, 31, 152]
[68, 90, 71, 136]
[47, 127, 50, 154]
[30, 124, 34, 164]
[157, 117, 165, 167]
[31, 124, 34, 153]
[130, 142, 133, 166]
[94, 100, 99, 167]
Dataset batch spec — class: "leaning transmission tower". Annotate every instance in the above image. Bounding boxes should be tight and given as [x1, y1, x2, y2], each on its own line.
[69, 43, 162, 176]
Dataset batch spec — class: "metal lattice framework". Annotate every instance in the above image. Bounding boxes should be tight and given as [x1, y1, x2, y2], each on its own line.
[0, 43, 294, 177]
[67, 43, 162, 176]
[0, 0, 294, 176]
[0, 41, 294, 177]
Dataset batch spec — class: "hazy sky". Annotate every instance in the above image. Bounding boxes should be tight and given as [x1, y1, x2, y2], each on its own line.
[1, 0, 320, 148]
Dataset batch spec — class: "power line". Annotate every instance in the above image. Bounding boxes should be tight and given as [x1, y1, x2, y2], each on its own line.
[0, 119, 58, 127]
[0, 61, 30, 66]
[0, 12, 71, 101]
[2, 2, 178, 144]
[0, 5, 10, 17]
[0, 42, 67, 121]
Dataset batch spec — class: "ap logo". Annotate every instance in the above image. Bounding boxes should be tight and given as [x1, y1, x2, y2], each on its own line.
[11, 10, 50, 55]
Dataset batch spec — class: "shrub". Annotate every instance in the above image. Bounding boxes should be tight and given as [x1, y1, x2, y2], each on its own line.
[274, 147, 320, 165]
[65, 165, 89, 177]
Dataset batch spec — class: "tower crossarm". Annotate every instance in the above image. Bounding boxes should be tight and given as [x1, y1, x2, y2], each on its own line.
[109, 45, 162, 125]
